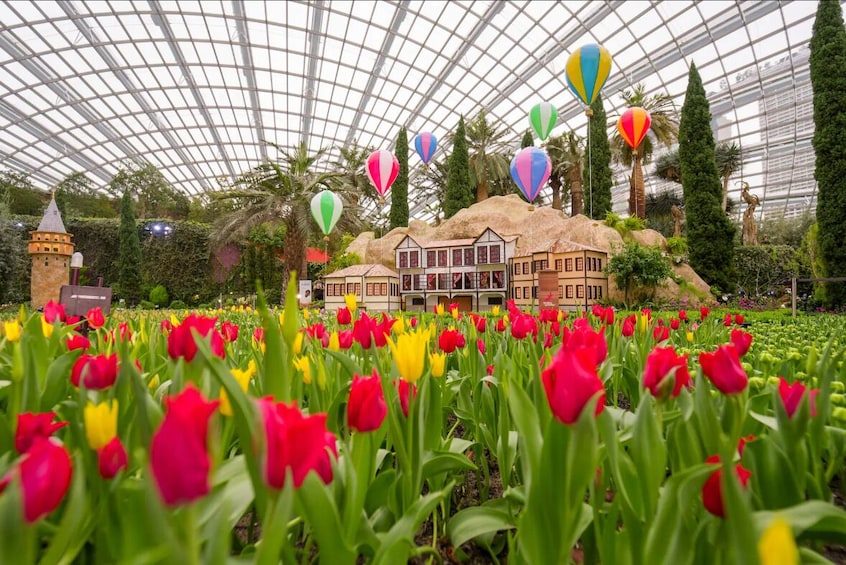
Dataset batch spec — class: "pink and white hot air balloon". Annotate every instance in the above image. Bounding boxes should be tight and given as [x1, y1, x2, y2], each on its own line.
[366, 150, 400, 199]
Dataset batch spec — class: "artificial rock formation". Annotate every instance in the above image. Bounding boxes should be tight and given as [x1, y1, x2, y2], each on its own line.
[348, 194, 712, 306]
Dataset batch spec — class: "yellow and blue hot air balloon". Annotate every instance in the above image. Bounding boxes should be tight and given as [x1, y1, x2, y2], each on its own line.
[565, 44, 612, 107]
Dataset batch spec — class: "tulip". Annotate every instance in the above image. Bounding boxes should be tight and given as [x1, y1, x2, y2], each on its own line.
[429, 351, 446, 378]
[43, 300, 66, 324]
[373, 315, 397, 347]
[167, 314, 225, 361]
[220, 321, 239, 342]
[778, 377, 819, 418]
[344, 293, 357, 313]
[84, 401, 118, 451]
[150, 385, 219, 506]
[438, 329, 465, 353]
[539, 309, 559, 324]
[678, 309, 688, 321]
[352, 315, 373, 349]
[387, 329, 428, 383]
[601, 306, 615, 326]
[699, 345, 748, 394]
[98, 437, 128, 479]
[3, 320, 21, 342]
[541, 347, 605, 425]
[86, 307, 105, 329]
[701, 454, 752, 518]
[474, 316, 487, 333]
[160, 319, 173, 333]
[3, 437, 73, 523]
[305, 323, 327, 340]
[338, 330, 353, 350]
[117, 322, 132, 342]
[495, 318, 507, 332]
[511, 314, 537, 340]
[562, 323, 608, 366]
[336, 306, 352, 325]
[394, 379, 417, 417]
[294, 356, 312, 385]
[258, 398, 337, 489]
[591, 304, 604, 318]
[41, 316, 54, 338]
[686, 331, 695, 343]
[622, 317, 635, 337]
[670, 318, 680, 330]
[15, 412, 67, 454]
[449, 303, 460, 318]
[486, 364, 494, 376]
[723, 313, 733, 327]
[643, 346, 691, 400]
[347, 370, 387, 432]
[477, 338, 487, 355]
[700, 306, 710, 320]
[652, 325, 670, 342]
[730, 329, 753, 357]
[738, 434, 756, 457]
[219, 361, 255, 417]
[253, 327, 264, 343]
[735, 314, 744, 325]
[491, 306, 500, 317]
[66, 334, 90, 351]
[758, 517, 798, 565]
[71, 353, 118, 390]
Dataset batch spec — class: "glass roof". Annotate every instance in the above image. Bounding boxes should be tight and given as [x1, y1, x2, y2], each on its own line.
[0, 0, 829, 223]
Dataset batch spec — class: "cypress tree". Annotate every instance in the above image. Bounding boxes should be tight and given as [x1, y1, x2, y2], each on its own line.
[390, 126, 410, 229]
[521, 130, 534, 148]
[581, 94, 613, 219]
[117, 190, 143, 304]
[444, 115, 474, 219]
[811, 0, 846, 305]
[678, 62, 736, 292]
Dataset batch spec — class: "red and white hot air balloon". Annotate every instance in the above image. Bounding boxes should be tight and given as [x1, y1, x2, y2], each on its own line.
[366, 150, 400, 199]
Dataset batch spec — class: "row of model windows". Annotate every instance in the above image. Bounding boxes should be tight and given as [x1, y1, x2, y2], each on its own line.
[512, 256, 603, 275]
[510, 284, 604, 300]
[34, 234, 67, 242]
[398, 245, 502, 269]
[325, 282, 400, 297]
[401, 271, 506, 291]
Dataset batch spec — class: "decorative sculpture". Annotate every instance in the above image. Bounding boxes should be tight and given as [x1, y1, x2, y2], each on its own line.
[671, 204, 684, 238]
[740, 181, 760, 246]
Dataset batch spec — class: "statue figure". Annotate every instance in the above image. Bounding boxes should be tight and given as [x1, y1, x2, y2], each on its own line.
[671, 204, 684, 238]
[740, 181, 760, 246]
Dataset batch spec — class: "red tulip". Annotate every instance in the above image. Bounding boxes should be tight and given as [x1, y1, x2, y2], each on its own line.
[622, 316, 635, 337]
[653, 325, 670, 342]
[495, 318, 507, 332]
[86, 307, 105, 329]
[539, 309, 559, 324]
[258, 398, 337, 489]
[66, 334, 90, 351]
[670, 318, 680, 330]
[336, 307, 352, 325]
[373, 315, 396, 347]
[98, 437, 128, 479]
[474, 315, 487, 333]
[699, 345, 748, 394]
[778, 377, 819, 418]
[253, 327, 264, 343]
[734, 314, 744, 325]
[486, 364, 494, 376]
[591, 304, 604, 318]
[543, 332, 553, 349]
[13, 438, 72, 523]
[737, 434, 755, 457]
[511, 314, 537, 340]
[641, 308, 652, 321]
[699, 306, 710, 321]
[220, 321, 239, 342]
[643, 346, 690, 400]
[438, 329, 465, 353]
[701, 455, 752, 518]
[394, 379, 417, 417]
[562, 322, 608, 366]
[730, 329, 753, 357]
[150, 384, 219, 506]
[723, 313, 733, 327]
[352, 315, 373, 349]
[306, 323, 327, 340]
[66, 315, 81, 326]
[44, 300, 66, 324]
[477, 338, 486, 355]
[167, 314, 225, 361]
[71, 353, 118, 390]
[347, 370, 387, 433]
[541, 347, 605, 425]
[338, 329, 354, 350]
[15, 412, 67, 454]
[678, 309, 688, 321]
[160, 319, 173, 333]
[409, 317, 418, 328]
[118, 322, 132, 342]
[601, 306, 615, 326]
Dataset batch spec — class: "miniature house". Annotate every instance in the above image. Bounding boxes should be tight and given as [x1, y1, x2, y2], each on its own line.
[323, 264, 401, 312]
[28, 196, 74, 309]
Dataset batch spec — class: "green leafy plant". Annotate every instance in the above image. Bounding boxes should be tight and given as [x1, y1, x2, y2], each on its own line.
[149, 285, 169, 308]
[605, 241, 673, 305]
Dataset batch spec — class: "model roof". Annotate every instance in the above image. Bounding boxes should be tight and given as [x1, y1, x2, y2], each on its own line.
[35, 197, 67, 234]
[325, 264, 399, 279]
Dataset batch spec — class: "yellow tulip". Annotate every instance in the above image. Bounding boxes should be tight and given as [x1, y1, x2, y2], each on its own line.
[758, 517, 798, 565]
[429, 351, 446, 378]
[393, 316, 406, 335]
[293, 332, 304, 355]
[388, 328, 428, 383]
[40, 316, 53, 338]
[84, 400, 118, 451]
[435, 303, 445, 316]
[344, 294, 357, 313]
[3, 320, 21, 342]
[303, 309, 311, 321]
[686, 331, 694, 343]
[170, 313, 180, 328]
[491, 305, 500, 317]
[148, 374, 160, 390]
[219, 361, 255, 416]
[294, 356, 311, 384]
[637, 314, 649, 334]
[327, 331, 340, 352]
[450, 305, 459, 319]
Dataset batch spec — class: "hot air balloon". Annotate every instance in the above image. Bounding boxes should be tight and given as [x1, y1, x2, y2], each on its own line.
[565, 44, 612, 108]
[310, 190, 343, 236]
[414, 132, 438, 164]
[617, 107, 652, 220]
[510, 147, 551, 204]
[529, 102, 558, 141]
[366, 150, 399, 199]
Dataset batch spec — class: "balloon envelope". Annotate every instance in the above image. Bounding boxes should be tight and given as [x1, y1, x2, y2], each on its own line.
[366, 150, 399, 197]
[529, 102, 558, 141]
[414, 132, 438, 164]
[565, 44, 612, 107]
[617, 107, 652, 150]
[510, 147, 551, 203]
[310, 190, 343, 236]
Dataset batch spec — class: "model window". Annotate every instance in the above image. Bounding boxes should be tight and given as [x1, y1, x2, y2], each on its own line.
[438, 250, 447, 266]
[427, 250, 436, 267]
[479, 272, 490, 289]
[565, 258, 573, 271]
[453, 249, 463, 266]
[576, 257, 584, 271]
[427, 274, 436, 290]
[453, 273, 463, 290]
[493, 271, 504, 288]
[464, 272, 474, 289]
[402, 275, 412, 291]
[399, 252, 408, 268]
[558, 285, 564, 299]
[477, 246, 488, 264]
[464, 248, 475, 266]
[576, 285, 584, 298]
[438, 273, 448, 289]
[597, 285, 603, 298]
[555, 259, 562, 271]
[566, 285, 574, 299]
[381, 283, 387, 295]
[489, 245, 501, 263]
[410, 251, 419, 268]
[366, 283, 373, 296]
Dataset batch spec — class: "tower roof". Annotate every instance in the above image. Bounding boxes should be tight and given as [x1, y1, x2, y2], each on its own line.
[36, 197, 67, 234]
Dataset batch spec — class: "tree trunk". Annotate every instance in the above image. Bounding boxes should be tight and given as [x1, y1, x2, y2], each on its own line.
[283, 217, 308, 289]
[628, 154, 646, 220]
[721, 174, 729, 212]
[476, 180, 489, 203]
[550, 175, 562, 210]
[570, 167, 583, 216]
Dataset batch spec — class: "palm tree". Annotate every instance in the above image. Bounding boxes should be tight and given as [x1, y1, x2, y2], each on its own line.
[610, 84, 679, 220]
[211, 141, 342, 284]
[715, 141, 742, 212]
[645, 189, 684, 238]
[544, 131, 585, 214]
[654, 149, 682, 184]
[332, 141, 377, 214]
[466, 110, 512, 203]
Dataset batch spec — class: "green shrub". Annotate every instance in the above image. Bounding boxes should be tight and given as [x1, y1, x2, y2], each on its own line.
[138, 300, 154, 310]
[169, 299, 187, 310]
[605, 242, 673, 305]
[734, 245, 802, 297]
[665, 237, 689, 264]
[149, 284, 169, 308]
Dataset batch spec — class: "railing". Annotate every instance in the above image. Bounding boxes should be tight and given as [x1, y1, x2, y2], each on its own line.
[400, 271, 507, 293]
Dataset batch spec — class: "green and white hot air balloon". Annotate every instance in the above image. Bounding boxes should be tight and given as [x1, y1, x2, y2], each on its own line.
[310, 190, 343, 236]
[529, 102, 558, 141]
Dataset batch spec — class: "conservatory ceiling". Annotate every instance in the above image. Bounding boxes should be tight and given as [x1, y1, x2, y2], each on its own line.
[0, 0, 830, 223]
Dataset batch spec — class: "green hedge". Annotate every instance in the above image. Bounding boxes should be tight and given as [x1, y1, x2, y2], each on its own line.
[734, 245, 804, 297]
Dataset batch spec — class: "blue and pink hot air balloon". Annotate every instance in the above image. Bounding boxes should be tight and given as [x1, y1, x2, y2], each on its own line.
[510, 147, 551, 204]
[413, 132, 438, 164]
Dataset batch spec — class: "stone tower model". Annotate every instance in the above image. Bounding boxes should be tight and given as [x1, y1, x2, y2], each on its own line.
[28, 196, 74, 309]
